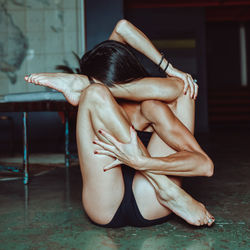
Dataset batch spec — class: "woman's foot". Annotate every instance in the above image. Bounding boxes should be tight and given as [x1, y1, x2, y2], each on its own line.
[24, 73, 88, 106]
[159, 183, 215, 226]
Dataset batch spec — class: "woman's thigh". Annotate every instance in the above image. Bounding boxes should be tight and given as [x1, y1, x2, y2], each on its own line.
[77, 84, 132, 225]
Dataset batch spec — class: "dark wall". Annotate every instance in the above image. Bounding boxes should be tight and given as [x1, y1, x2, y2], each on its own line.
[85, 0, 124, 51]
[0, 112, 64, 155]
[206, 22, 241, 88]
[246, 22, 250, 85]
[125, 7, 208, 132]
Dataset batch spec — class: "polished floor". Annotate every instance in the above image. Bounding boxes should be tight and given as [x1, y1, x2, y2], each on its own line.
[0, 128, 249, 250]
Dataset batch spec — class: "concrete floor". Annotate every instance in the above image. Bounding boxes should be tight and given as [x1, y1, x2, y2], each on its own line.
[0, 128, 249, 250]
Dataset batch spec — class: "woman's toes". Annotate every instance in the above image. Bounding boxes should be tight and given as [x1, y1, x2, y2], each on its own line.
[206, 212, 215, 225]
[207, 217, 214, 226]
[195, 220, 201, 226]
[202, 217, 208, 226]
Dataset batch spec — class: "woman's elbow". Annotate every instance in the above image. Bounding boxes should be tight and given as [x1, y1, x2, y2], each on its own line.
[115, 19, 130, 35]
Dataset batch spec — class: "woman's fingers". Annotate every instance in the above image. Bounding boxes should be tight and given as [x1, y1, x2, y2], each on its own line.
[94, 149, 117, 158]
[99, 126, 136, 147]
[187, 75, 194, 98]
[103, 159, 122, 171]
[183, 76, 189, 95]
[93, 139, 117, 153]
[169, 67, 198, 99]
[98, 129, 121, 147]
[184, 74, 199, 99]
[130, 126, 138, 143]
[194, 81, 198, 100]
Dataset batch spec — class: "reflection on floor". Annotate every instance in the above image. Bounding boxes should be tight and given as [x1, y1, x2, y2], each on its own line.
[0, 128, 249, 249]
[0, 154, 78, 181]
[0, 154, 66, 166]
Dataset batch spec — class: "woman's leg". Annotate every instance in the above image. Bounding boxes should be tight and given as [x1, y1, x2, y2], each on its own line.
[145, 88, 195, 181]
[77, 83, 212, 227]
[76, 83, 134, 225]
[27, 74, 213, 226]
[133, 90, 213, 225]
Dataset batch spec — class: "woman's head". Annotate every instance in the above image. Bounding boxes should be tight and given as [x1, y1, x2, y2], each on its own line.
[80, 40, 148, 87]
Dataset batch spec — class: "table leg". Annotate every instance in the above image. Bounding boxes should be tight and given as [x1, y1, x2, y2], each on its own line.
[65, 111, 70, 168]
[24, 184, 29, 224]
[23, 112, 29, 185]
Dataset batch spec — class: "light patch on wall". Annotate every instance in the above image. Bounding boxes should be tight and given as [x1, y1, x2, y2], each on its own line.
[26, 49, 35, 60]
[0, 0, 82, 95]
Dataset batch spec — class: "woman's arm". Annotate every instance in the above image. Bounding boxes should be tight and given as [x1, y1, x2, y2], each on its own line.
[110, 77, 184, 103]
[109, 19, 198, 99]
[137, 100, 214, 177]
[94, 100, 214, 177]
[109, 20, 171, 75]
[24, 72, 184, 105]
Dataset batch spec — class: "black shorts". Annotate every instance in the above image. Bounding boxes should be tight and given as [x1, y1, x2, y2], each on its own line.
[91, 131, 172, 228]
[92, 164, 172, 228]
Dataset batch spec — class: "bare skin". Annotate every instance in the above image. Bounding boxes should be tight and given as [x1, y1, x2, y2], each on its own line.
[25, 19, 199, 105]
[94, 91, 214, 226]
[24, 73, 87, 106]
[25, 74, 214, 226]
[109, 19, 198, 99]
[24, 19, 214, 226]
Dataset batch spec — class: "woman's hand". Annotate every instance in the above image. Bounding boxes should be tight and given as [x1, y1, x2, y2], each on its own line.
[167, 64, 198, 100]
[93, 126, 144, 171]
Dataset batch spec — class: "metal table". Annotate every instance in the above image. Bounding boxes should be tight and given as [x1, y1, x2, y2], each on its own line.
[0, 91, 77, 184]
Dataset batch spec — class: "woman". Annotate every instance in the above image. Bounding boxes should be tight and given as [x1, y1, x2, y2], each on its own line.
[25, 20, 215, 227]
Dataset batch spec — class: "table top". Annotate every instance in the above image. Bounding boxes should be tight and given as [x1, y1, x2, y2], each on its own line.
[0, 91, 66, 103]
[0, 91, 77, 112]
[0, 101, 77, 112]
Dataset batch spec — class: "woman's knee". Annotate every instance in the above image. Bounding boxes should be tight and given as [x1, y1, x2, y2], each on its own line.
[176, 87, 195, 107]
[80, 83, 113, 105]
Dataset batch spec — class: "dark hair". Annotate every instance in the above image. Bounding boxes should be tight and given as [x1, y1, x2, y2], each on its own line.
[80, 40, 149, 87]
